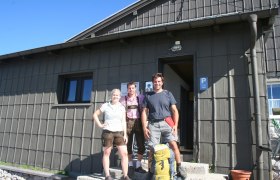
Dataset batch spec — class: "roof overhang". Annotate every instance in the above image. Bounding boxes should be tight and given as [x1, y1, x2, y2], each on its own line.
[0, 8, 278, 61]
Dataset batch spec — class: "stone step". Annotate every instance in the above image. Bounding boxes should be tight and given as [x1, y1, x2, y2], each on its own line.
[187, 173, 228, 180]
[77, 167, 130, 180]
[77, 161, 222, 180]
[180, 162, 209, 175]
[77, 171, 228, 180]
[77, 173, 105, 180]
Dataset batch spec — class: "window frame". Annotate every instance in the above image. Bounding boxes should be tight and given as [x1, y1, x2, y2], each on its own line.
[267, 82, 280, 119]
[58, 73, 93, 104]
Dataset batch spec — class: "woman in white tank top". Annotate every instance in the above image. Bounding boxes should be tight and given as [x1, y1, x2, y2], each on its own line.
[93, 89, 130, 180]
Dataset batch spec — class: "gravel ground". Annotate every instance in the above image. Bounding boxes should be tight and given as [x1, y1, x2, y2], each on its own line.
[0, 169, 26, 180]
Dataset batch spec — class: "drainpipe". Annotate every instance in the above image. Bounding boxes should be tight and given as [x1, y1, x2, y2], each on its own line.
[248, 14, 263, 180]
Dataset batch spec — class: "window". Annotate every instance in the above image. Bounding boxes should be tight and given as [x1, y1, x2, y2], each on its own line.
[268, 83, 280, 118]
[59, 73, 93, 104]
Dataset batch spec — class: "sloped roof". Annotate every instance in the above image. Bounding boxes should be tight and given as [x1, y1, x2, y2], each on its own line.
[67, 0, 280, 42]
[0, 0, 278, 60]
[67, 0, 151, 42]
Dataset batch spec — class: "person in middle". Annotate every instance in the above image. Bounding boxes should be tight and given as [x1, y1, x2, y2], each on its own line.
[120, 82, 147, 178]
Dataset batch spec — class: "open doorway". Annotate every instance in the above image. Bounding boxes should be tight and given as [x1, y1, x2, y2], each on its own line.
[158, 55, 194, 152]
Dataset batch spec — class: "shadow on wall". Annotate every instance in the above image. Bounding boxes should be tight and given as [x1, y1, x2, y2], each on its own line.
[233, 75, 254, 176]
[65, 148, 121, 178]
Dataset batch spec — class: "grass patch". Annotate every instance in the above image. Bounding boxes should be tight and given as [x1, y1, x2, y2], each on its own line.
[0, 161, 67, 175]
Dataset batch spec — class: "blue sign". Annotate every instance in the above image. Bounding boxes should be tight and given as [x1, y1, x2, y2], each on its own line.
[200, 77, 208, 91]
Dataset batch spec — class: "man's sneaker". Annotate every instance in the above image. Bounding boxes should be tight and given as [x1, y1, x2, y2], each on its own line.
[177, 165, 187, 179]
[135, 166, 147, 173]
[128, 166, 135, 178]
[105, 176, 113, 180]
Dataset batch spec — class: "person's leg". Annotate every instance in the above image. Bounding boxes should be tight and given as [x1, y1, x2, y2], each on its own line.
[147, 122, 161, 147]
[117, 145, 129, 177]
[126, 119, 134, 166]
[147, 147, 154, 172]
[169, 141, 181, 164]
[128, 154, 133, 166]
[114, 131, 130, 179]
[160, 121, 181, 163]
[103, 146, 113, 177]
[147, 122, 161, 174]
[102, 130, 114, 178]
[169, 140, 186, 178]
[160, 121, 186, 178]
[134, 120, 146, 172]
[136, 154, 143, 164]
[126, 120, 136, 178]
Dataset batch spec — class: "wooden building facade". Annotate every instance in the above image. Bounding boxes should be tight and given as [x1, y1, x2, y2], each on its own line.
[0, 0, 279, 179]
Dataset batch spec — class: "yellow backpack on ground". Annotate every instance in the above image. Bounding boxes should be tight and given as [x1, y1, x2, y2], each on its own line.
[153, 144, 172, 180]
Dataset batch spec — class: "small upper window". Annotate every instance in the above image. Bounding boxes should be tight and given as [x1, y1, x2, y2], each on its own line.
[58, 73, 93, 104]
[268, 83, 280, 118]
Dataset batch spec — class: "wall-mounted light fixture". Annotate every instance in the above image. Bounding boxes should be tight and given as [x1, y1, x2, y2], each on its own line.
[170, 41, 182, 52]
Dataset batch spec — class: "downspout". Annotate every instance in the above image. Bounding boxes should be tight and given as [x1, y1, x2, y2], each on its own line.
[248, 14, 263, 180]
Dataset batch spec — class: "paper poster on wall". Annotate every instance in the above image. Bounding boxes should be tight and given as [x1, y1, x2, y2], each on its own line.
[121, 82, 140, 96]
[145, 81, 153, 92]
[121, 83, 128, 96]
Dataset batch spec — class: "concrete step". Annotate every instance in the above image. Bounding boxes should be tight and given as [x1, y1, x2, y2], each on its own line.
[187, 173, 228, 180]
[77, 167, 129, 180]
[77, 171, 228, 180]
[77, 173, 105, 180]
[77, 161, 223, 180]
[180, 162, 209, 175]
[124, 161, 209, 176]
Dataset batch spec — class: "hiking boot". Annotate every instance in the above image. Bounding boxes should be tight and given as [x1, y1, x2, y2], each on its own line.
[128, 166, 135, 178]
[105, 176, 113, 180]
[135, 166, 147, 173]
[177, 165, 187, 179]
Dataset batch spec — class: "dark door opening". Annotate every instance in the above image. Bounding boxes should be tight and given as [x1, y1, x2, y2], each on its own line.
[158, 56, 194, 152]
[180, 86, 193, 150]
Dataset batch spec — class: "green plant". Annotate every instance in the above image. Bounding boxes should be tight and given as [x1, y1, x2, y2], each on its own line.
[0, 161, 67, 175]
[209, 164, 215, 173]
[272, 119, 280, 130]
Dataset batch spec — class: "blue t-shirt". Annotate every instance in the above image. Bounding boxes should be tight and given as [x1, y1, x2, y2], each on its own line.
[142, 90, 176, 120]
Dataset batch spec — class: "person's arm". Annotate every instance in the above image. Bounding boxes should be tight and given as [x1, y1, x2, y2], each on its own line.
[170, 104, 179, 134]
[92, 109, 105, 128]
[141, 107, 150, 139]
[138, 94, 144, 113]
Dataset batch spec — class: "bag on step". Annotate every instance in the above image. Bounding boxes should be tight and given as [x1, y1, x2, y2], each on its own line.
[151, 144, 176, 180]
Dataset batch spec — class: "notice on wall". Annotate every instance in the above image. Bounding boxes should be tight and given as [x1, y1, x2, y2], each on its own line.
[145, 81, 153, 92]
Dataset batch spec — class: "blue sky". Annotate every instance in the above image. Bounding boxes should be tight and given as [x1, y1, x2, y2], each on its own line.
[0, 0, 138, 55]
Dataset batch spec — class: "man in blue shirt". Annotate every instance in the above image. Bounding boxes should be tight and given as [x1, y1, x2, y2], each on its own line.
[141, 73, 186, 179]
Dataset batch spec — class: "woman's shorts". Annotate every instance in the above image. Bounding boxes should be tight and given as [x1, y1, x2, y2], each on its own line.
[102, 130, 126, 147]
